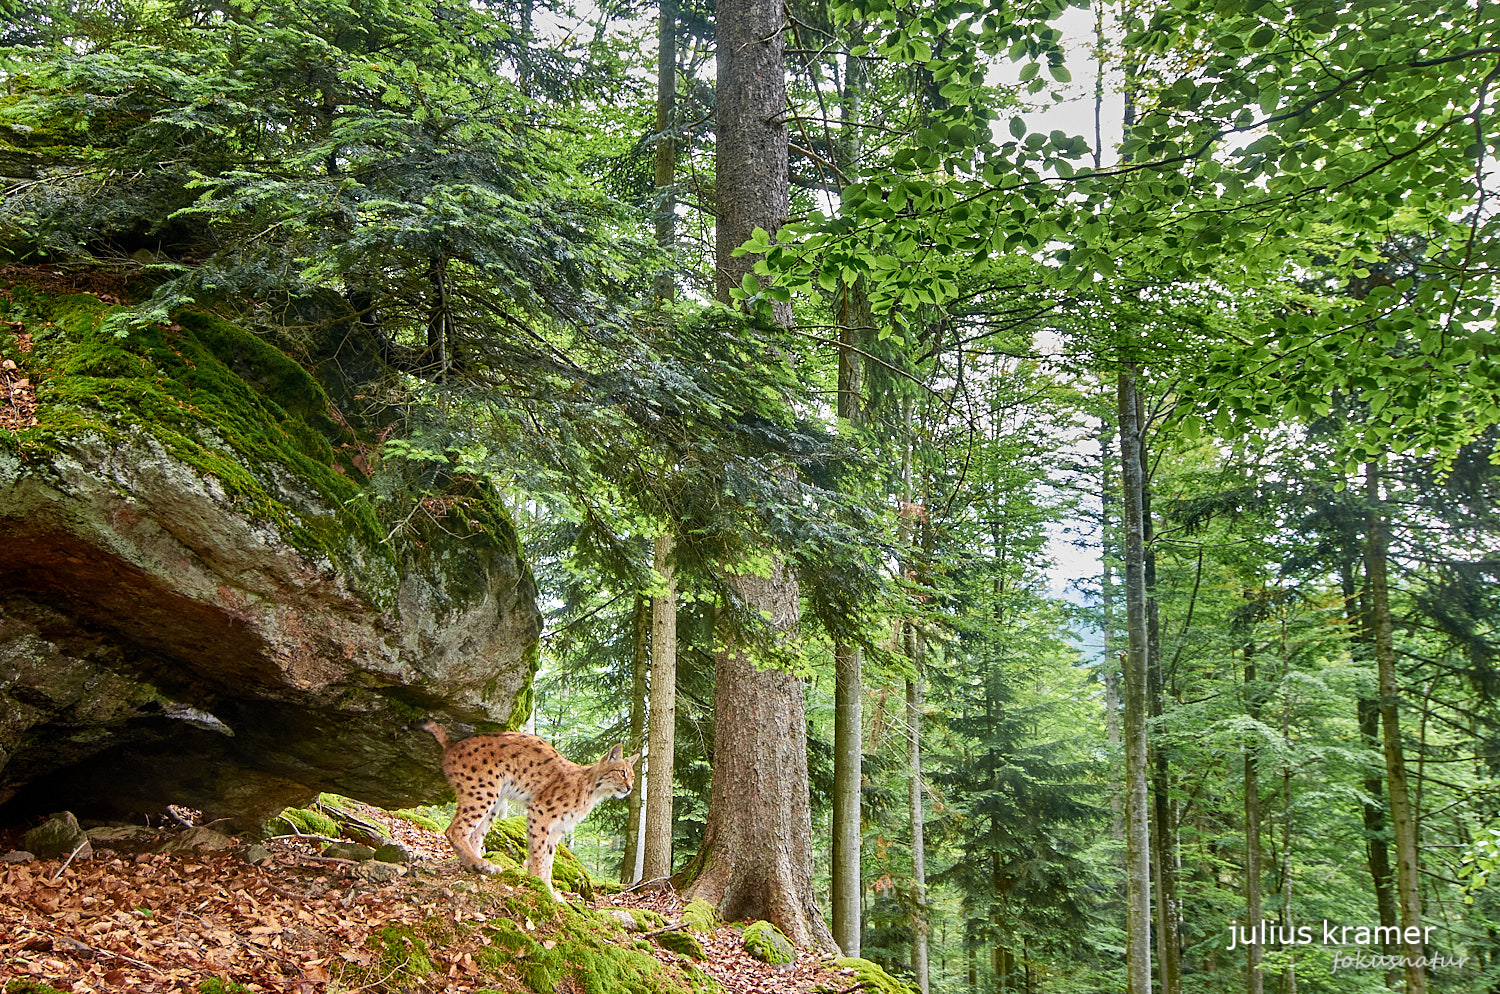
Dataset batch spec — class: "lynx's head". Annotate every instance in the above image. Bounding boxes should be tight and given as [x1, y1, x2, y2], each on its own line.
[593, 743, 638, 799]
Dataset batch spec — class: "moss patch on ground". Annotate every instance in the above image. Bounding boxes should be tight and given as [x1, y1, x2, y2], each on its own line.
[473, 895, 722, 994]
[681, 898, 718, 933]
[827, 957, 918, 994]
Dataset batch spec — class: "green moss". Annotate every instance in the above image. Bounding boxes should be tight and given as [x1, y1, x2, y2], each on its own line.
[273, 805, 340, 838]
[370, 924, 435, 978]
[830, 957, 918, 994]
[0, 286, 391, 583]
[655, 928, 707, 960]
[477, 907, 721, 994]
[629, 908, 668, 931]
[485, 815, 593, 899]
[741, 920, 795, 966]
[5, 982, 70, 994]
[681, 898, 718, 933]
[198, 982, 253, 994]
[392, 805, 451, 834]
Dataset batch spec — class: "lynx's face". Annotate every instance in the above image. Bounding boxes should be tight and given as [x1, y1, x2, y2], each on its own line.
[595, 743, 638, 799]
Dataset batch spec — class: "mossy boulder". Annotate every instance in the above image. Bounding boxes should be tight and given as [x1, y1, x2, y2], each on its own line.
[742, 920, 795, 967]
[484, 815, 594, 898]
[0, 282, 541, 830]
[655, 928, 707, 960]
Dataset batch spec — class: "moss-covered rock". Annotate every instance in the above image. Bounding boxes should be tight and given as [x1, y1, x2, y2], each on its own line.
[742, 920, 795, 967]
[655, 928, 708, 960]
[484, 815, 594, 899]
[275, 806, 340, 838]
[0, 282, 541, 828]
[475, 902, 720, 993]
[828, 957, 918, 994]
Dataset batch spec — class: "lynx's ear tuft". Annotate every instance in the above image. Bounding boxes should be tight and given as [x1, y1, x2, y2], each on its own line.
[605, 743, 624, 762]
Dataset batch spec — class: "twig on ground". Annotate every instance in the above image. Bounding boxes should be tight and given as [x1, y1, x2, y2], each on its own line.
[50, 839, 89, 882]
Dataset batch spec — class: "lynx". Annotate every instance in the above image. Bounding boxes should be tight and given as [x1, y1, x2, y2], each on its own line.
[420, 721, 636, 897]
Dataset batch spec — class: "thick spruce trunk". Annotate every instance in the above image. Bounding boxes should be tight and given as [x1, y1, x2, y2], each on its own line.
[679, 0, 832, 948]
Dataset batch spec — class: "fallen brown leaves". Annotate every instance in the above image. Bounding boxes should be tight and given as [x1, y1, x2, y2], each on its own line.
[1, 807, 866, 994]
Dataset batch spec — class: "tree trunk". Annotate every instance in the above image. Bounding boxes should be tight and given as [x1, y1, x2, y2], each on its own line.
[621, 594, 650, 883]
[1139, 408, 1181, 994]
[906, 634, 929, 994]
[653, 0, 677, 305]
[677, 0, 832, 951]
[1366, 462, 1425, 994]
[678, 557, 834, 949]
[1117, 367, 1153, 994]
[1244, 642, 1264, 994]
[642, 532, 677, 879]
[832, 634, 862, 956]
[1343, 560, 1399, 985]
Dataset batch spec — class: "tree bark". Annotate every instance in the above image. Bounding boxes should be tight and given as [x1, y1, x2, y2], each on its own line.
[1244, 641, 1264, 994]
[680, 0, 832, 951]
[1366, 462, 1425, 994]
[621, 594, 650, 883]
[832, 634, 862, 956]
[642, 532, 677, 879]
[1117, 367, 1153, 994]
[906, 633, 929, 994]
[654, 0, 677, 305]
[1342, 560, 1399, 984]
[678, 556, 835, 950]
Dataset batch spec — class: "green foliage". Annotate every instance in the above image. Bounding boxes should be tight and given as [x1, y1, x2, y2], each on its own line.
[197, 982, 252, 994]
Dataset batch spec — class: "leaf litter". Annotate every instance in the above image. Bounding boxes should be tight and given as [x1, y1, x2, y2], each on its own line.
[0, 803, 874, 994]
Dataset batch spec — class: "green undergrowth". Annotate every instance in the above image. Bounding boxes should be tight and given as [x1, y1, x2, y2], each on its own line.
[335, 875, 722, 994]
[0, 285, 389, 578]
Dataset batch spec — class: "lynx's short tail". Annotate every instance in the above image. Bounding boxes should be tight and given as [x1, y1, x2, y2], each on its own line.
[419, 720, 450, 749]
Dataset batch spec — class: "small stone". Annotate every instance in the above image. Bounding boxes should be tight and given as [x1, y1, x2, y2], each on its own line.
[354, 860, 401, 883]
[1, 850, 35, 864]
[607, 909, 641, 932]
[24, 812, 93, 860]
[86, 825, 160, 846]
[159, 826, 235, 853]
[372, 842, 410, 864]
[322, 841, 376, 862]
[240, 843, 273, 865]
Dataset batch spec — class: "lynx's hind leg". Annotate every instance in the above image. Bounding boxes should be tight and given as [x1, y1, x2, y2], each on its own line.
[447, 789, 501, 874]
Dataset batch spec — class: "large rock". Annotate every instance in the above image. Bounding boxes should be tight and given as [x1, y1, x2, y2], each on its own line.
[0, 283, 541, 830]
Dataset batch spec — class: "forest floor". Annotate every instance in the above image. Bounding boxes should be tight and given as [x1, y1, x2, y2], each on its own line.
[0, 802, 867, 994]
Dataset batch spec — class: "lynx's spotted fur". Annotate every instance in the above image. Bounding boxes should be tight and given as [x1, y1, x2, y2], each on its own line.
[420, 721, 636, 897]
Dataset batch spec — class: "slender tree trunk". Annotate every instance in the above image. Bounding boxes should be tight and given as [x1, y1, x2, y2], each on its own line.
[1117, 367, 1153, 994]
[1140, 413, 1181, 994]
[1244, 641, 1264, 994]
[1366, 463, 1425, 994]
[906, 632, 929, 994]
[829, 112, 867, 949]
[654, 0, 677, 305]
[621, 595, 650, 883]
[1343, 561, 1399, 985]
[1100, 402, 1123, 839]
[642, 533, 677, 879]
[832, 637, 862, 955]
[679, 2, 830, 946]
